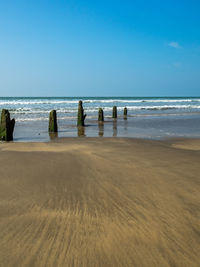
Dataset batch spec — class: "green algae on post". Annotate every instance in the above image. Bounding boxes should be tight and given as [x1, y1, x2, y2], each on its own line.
[98, 108, 104, 122]
[112, 106, 117, 118]
[77, 100, 86, 126]
[49, 110, 58, 133]
[0, 109, 15, 141]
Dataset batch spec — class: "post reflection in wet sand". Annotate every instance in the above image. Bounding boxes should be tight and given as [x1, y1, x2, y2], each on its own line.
[124, 119, 128, 132]
[98, 122, 104, 137]
[49, 132, 58, 140]
[113, 119, 117, 137]
[77, 126, 86, 137]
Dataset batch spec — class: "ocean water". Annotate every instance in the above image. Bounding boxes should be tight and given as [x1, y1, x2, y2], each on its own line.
[1, 97, 200, 141]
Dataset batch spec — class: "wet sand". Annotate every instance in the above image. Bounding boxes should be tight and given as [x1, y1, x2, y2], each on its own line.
[0, 138, 200, 266]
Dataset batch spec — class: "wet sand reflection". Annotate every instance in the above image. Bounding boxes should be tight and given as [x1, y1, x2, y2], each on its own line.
[98, 122, 104, 137]
[77, 126, 86, 137]
[49, 132, 58, 140]
[113, 119, 117, 137]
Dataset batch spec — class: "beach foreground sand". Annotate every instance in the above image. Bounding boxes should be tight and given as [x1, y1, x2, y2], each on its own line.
[0, 138, 200, 267]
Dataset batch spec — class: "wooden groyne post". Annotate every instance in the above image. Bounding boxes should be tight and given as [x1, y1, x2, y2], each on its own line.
[49, 110, 58, 133]
[98, 108, 104, 122]
[112, 106, 117, 118]
[77, 100, 86, 126]
[0, 109, 15, 141]
[124, 107, 128, 119]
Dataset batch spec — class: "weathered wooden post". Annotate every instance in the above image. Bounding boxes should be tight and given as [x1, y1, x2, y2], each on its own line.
[112, 106, 117, 119]
[112, 106, 117, 118]
[124, 107, 128, 119]
[77, 100, 86, 126]
[98, 108, 104, 122]
[49, 110, 58, 133]
[0, 109, 15, 141]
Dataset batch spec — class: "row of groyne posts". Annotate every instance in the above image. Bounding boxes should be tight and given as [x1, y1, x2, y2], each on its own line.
[0, 101, 128, 141]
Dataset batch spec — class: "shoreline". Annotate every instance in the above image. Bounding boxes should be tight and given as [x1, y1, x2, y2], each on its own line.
[3, 133, 200, 144]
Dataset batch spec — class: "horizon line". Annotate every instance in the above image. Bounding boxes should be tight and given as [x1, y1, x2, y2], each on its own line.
[1, 96, 200, 98]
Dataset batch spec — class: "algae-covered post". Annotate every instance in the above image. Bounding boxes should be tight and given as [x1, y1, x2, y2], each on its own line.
[49, 110, 58, 133]
[124, 107, 128, 119]
[0, 109, 15, 141]
[98, 108, 104, 122]
[77, 100, 86, 126]
[112, 106, 117, 118]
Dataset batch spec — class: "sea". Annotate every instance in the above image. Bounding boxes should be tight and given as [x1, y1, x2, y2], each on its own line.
[1, 96, 200, 141]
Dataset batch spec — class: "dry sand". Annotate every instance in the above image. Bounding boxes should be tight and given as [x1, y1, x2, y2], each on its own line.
[0, 138, 200, 267]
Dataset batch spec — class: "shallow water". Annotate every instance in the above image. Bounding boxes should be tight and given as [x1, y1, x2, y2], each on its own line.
[1, 97, 200, 141]
[12, 113, 200, 142]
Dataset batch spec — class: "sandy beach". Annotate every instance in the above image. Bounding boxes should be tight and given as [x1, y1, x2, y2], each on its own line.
[0, 138, 200, 267]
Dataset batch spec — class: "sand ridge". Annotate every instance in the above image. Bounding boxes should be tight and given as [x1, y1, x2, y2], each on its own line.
[170, 138, 200, 151]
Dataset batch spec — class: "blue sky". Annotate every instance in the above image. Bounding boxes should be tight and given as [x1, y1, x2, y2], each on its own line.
[0, 0, 200, 96]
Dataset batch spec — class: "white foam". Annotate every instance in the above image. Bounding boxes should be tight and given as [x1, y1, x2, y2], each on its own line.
[16, 117, 49, 122]
[102, 105, 200, 111]
[8, 104, 200, 115]
[0, 100, 79, 105]
[1, 98, 200, 106]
